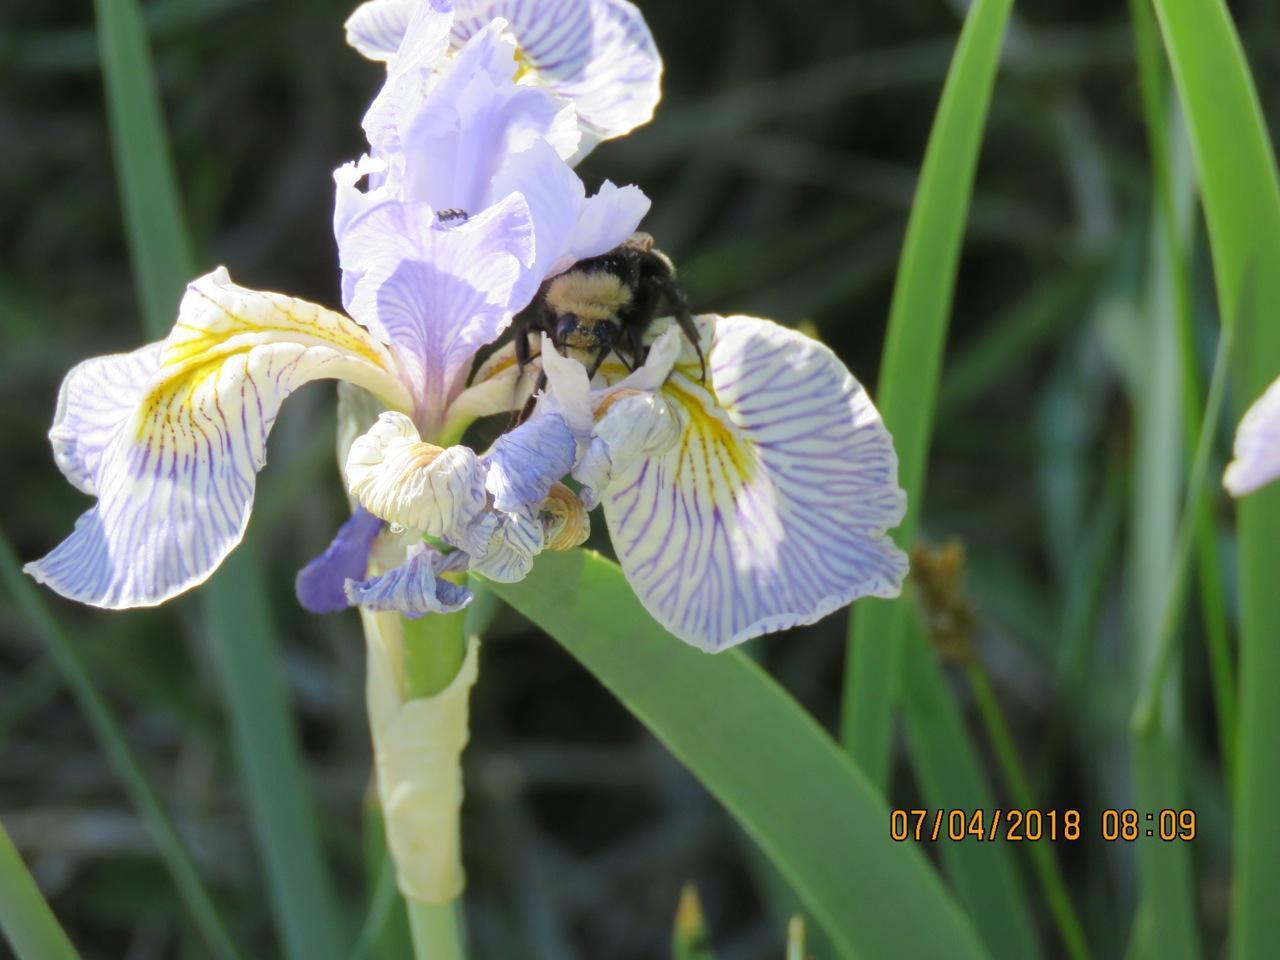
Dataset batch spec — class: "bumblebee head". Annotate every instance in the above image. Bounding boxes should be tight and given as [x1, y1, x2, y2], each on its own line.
[554, 313, 616, 352]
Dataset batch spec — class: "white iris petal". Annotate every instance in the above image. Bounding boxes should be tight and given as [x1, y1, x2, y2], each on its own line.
[346, 411, 488, 536]
[1224, 374, 1280, 497]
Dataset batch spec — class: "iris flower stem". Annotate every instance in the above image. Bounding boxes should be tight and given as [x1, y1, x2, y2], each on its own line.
[964, 662, 1093, 960]
[408, 900, 467, 960]
[395, 585, 471, 960]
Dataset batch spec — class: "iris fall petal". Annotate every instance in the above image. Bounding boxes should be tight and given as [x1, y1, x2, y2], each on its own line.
[25, 268, 413, 609]
[602, 315, 908, 651]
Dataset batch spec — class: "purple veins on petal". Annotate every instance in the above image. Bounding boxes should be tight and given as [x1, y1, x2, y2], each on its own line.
[345, 541, 472, 617]
[296, 508, 385, 614]
[483, 412, 577, 514]
[600, 314, 909, 652]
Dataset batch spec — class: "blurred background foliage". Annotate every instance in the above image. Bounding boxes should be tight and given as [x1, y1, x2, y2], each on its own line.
[2, 0, 1276, 957]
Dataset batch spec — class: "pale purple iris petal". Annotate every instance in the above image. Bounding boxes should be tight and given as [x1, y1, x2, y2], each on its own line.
[465, 508, 543, 582]
[342, 192, 534, 425]
[452, 0, 662, 149]
[296, 508, 384, 613]
[483, 412, 577, 513]
[489, 139, 649, 288]
[395, 23, 579, 208]
[346, 541, 472, 616]
[25, 269, 413, 609]
[602, 315, 909, 652]
[360, 0, 459, 156]
[1225, 374, 1280, 496]
[345, 0, 424, 61]
[47, 342, 163, 496]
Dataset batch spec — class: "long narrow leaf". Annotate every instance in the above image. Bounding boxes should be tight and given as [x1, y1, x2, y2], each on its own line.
[490, 550, 991, 960]
[0, 817, 82, 960]
[841, 0, 1014, 786]
[93, 0, 192, 339]
[833, 1, 1042, 954]
[91, 3, 343, 957]
[1145, 2, 1280, 957]
[896, 620, 1043, 960]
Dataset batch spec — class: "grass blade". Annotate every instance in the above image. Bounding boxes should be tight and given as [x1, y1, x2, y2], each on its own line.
[1130, 0, 1234, 789]
[0, 532, 246, 960]
[1145, 2, 1280, 956]
[896, 620, 1043, 960]
[490, 550, 992, 960]
[840, 0, 1014, 787]
[93, 0, 193, 339]
[91, 3, 343, 957]
[0, 817, 82, 960]
[831, 1, 1043, 954]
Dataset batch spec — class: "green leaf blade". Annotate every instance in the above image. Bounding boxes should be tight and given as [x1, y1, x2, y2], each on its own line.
[1145, 1, 1280, 956]
[0, 817, 82, 960]
[841, 0, 1015, 783]
[490, 550, 992, 960]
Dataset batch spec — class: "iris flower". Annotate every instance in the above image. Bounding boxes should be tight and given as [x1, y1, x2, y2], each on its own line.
[1224, 374, 1280, 496]
[26, 0, 908, 656]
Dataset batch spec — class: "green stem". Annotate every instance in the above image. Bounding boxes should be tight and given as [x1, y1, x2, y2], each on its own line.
[408, 900, 467, 960]
[965, 664, 1092, 960]
[0, 816, 82, 960]
[395, 589, 471, 960]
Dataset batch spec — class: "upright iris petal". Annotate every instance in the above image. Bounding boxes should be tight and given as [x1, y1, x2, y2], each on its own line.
[1224, 374, 1280, 496]
[543, 315, 909, 652]
[26, 269, 413, 609]
[340, 19, 648, 318]
[345, 0, 662, 153]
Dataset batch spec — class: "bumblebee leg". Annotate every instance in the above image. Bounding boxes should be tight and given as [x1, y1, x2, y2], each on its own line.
[626, 321, 647, 370]
[516, 369, 547, 425]
[585, 345, 612, 380]
[657, 276, 706, 382]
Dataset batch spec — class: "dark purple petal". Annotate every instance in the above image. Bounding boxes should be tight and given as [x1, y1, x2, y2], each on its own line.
[295, 508, 385, 614]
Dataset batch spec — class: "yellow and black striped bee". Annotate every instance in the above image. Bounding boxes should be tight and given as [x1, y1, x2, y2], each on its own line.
[512, 234, 705, 414]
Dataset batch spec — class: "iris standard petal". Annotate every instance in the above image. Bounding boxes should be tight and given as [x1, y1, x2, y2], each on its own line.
[489, 139, 649, 285]
[483, 411, 577, 513]
[358, 0, 458, 157]
[345, 0, 423, 61]
[47, 342, 164, 496]
[452, 0, 661, 150]
[1224, 374, 1280, 496]
[296, 508, 385, 613]
[342, 192, 534, 427]
[346, 412, 489, 535]
[25, 268, 414, 609]
[367, 20, 578, 210]
[602, 315, 908, 652]
[346, 541, 472, 616]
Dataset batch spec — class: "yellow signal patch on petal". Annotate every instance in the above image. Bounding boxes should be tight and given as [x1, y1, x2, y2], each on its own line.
[603, 315, 908, 652]
[26, 268, 414, 609]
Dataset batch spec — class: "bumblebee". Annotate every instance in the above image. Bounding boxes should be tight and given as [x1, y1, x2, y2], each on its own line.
[512, 233, 705, 399]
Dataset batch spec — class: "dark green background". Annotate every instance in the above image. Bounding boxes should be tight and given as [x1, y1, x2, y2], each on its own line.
[3, 0, 1277, 956]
